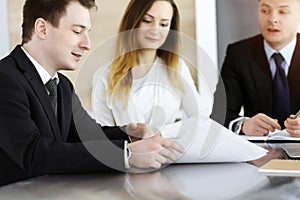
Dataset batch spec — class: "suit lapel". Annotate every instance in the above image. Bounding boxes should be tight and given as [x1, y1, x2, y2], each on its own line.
[288, 33, 300, 112]
[249, 36, 273, 115]
[11, 46, 62, 141]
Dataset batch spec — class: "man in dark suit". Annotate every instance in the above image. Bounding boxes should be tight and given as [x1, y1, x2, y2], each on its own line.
[0, 0, 184, 186]
[212, 0, 300, 137]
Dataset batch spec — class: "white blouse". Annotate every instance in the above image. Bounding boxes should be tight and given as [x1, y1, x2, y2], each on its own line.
[92, 57, 205, 138]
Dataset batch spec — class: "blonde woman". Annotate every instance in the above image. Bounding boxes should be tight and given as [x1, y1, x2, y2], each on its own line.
[92, 0, 204, 138]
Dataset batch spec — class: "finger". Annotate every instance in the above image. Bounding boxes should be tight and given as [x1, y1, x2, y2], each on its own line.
[285, 119, 300, 136]
[284, 120, 294, 130]
[127, 123, 137, 131]
[139, 156, 162, 169]
[252, 126, 269, 136]
[250, 131, 265, 136]
[289, 114, 296, 119]
[260, 117, 281, 130]
[161, 139, 185, 153]
[255, 125, 269, 136]
[286, 129, 300, 138]
[150, 160, 162, 169]
[126, 123, 146, 139]
[154, 153, 168, 164]
[285, 125, 300, 135]
[286, 117, 300, 126]
[159, 148, 176, 162]
[256, 119, 278, 132]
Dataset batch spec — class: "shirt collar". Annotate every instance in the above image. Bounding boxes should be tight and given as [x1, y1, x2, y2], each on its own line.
[264, 37, 296, 66]
[21, 46, 59, 85]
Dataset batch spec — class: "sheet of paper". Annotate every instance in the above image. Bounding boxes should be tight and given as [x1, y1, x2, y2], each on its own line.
[174, 117, 268, 163]
[241, 129, 300, 142]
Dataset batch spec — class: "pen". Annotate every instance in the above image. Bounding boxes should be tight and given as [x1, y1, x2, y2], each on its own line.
[292, 110, 300, 119]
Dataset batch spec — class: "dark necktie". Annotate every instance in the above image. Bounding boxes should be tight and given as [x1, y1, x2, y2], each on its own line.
[45, 78, 57, 116]
[272, 53, 290, 127]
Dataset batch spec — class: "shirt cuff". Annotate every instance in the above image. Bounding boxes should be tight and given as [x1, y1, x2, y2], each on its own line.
[229, 117, 249, 134]
[124, 140, 132, 169]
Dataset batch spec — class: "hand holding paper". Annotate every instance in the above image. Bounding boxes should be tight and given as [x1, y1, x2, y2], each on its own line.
[174, 117, 267, 163]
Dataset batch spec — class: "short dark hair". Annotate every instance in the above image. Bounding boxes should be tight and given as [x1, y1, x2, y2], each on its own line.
[21, 0, 97, 44]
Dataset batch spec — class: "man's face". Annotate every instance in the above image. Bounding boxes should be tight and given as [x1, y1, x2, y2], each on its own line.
[45, 1, 91, 71]
[258, 0, 300, 50]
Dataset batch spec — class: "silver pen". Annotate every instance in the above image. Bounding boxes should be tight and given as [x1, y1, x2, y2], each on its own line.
[292, 110, 300, 119]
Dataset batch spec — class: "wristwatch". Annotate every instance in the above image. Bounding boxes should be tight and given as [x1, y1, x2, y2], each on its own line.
[233, 119, 246, 134]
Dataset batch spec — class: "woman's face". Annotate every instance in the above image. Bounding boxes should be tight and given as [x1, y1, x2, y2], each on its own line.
[136, 1, 174, 50]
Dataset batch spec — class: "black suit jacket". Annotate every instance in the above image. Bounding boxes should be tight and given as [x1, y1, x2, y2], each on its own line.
[0, 45, 129, 186]
[212, 34, 300, 128]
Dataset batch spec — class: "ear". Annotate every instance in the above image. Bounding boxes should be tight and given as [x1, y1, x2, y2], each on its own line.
[34, 18, 47, 40]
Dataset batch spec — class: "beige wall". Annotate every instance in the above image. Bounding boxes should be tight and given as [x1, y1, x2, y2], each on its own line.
[8, 0, 196, 110]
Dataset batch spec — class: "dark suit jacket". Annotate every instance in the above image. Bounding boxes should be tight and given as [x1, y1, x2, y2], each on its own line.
[0, 45, 130, 186]
[212, 34, 300, 129]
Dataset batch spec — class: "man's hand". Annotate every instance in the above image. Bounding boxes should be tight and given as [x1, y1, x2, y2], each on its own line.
[126, 123, 160, 141]
[128, 135, 185, 169]
[242, 113, 281, 136]
[285, 115, 300, 137]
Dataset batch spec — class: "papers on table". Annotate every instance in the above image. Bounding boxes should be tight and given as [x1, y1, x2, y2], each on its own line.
[241, 129, 300, 142]
[259, 159, 300, 176]
[174, 117, 268, 163]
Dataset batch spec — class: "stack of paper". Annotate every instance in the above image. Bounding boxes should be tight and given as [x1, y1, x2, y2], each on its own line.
[241, 129, 300, 142]
[259, 159, 300, 176]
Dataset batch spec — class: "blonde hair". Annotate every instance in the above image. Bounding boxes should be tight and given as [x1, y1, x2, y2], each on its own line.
[108, 0, 182, 105]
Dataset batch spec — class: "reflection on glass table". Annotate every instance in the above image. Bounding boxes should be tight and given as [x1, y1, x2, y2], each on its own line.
[0, 143, 300, 200]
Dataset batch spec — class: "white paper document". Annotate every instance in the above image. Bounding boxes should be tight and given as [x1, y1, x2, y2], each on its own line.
[241, 129, 300, 142]
[174, 117, 268, 163]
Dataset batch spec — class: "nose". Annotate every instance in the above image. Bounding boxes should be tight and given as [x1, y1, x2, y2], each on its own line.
[153, 20, 160, 29]
[149, 21, 160, 34]
[79, 33, 91, 50]
[269, 11, 279, 24]
[273, 18, 278, 24]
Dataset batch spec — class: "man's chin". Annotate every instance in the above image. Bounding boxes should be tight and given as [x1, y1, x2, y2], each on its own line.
[264, 36, 283, 46]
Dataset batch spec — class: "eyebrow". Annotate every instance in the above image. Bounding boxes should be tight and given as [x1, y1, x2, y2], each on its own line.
[145, 13, 171, 21]
[260, 3, 290, 9]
